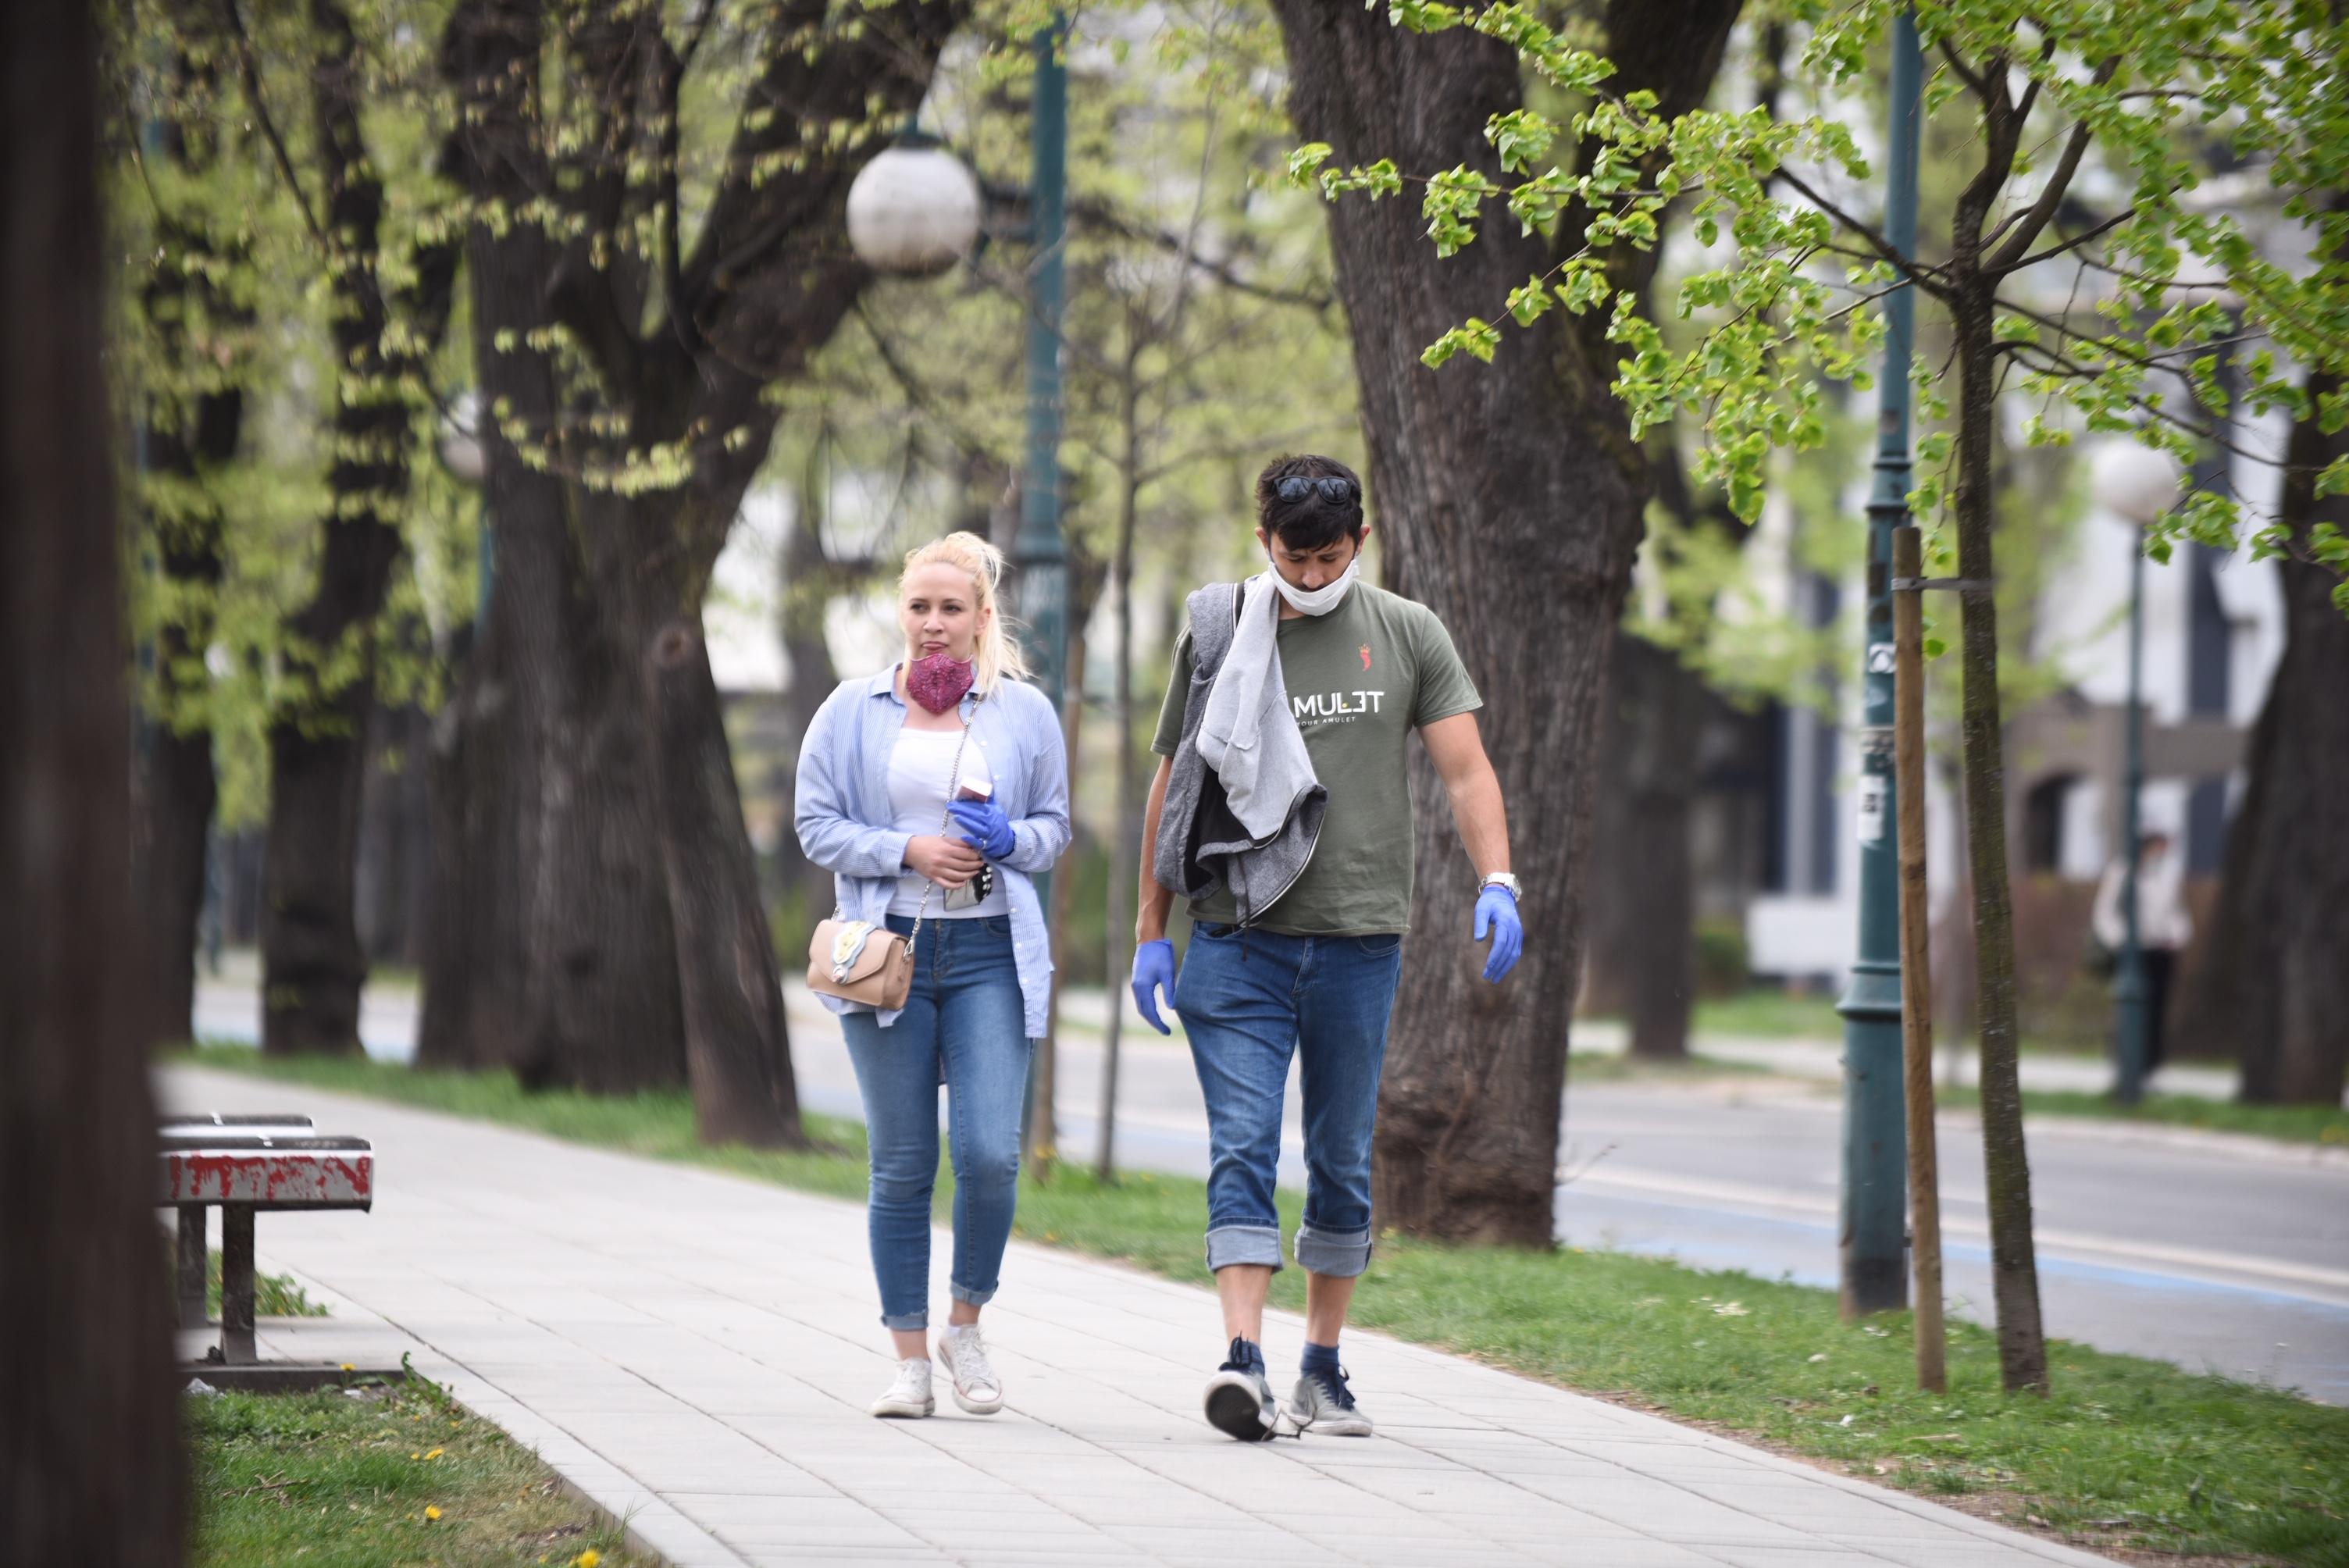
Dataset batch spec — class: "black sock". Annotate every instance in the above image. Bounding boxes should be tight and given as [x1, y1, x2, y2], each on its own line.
[1300, 1339, 1341, 1379]
[1223, 1336, 1265, 1375]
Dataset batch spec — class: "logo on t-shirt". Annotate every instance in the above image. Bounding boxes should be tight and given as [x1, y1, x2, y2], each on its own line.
[1293, 689, 1386, 724]
[1359, 643, 1372, 671]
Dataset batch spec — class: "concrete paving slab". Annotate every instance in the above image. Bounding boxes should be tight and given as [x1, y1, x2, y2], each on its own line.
[161, 1064, 2119, 1568]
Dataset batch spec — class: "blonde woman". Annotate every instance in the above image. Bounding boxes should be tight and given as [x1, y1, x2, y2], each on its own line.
[793, 532, 1071, 1420]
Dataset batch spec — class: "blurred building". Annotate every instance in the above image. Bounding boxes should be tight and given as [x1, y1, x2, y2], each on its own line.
[1731, 433, 2284, 1020]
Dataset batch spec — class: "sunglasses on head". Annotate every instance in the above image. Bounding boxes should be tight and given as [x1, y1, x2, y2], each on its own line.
[1274, 475, 1358, 505]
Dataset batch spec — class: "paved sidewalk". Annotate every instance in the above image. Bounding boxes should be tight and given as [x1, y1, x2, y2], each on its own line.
[159, 1065, 2119, 1568]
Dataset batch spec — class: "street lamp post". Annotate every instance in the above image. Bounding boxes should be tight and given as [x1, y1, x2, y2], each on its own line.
[1837, 8, 1923, 1319]
[1015, 15, 1071, 1169]
[2094, 444, 2180, 1105]
[1017, 15, 1070, 711]
[2115, 533, 2150, 1104]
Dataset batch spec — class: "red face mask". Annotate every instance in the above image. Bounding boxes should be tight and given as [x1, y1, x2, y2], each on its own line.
[906, 650, 976, 715]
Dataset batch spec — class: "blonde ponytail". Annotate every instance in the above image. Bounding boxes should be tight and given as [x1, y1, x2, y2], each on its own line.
[898, 530, 1029, 695]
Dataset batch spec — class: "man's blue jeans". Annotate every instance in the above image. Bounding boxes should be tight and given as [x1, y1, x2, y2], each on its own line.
[1174, 924, 1404, 1277]
[841, 914, 1031, 1331]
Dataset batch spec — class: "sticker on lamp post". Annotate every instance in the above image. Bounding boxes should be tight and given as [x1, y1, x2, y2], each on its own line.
[1857, 773, 1887, 845]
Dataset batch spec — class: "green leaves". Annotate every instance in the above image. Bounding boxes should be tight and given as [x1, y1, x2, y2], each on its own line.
[1294, 0, 2349, 600]
[1421, 317, 1503, 368]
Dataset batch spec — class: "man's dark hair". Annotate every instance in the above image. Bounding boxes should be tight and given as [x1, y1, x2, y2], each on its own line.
[1256, 454, 1366, 552]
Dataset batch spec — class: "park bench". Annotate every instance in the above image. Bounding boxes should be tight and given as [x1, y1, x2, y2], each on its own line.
[160, 1113, 382, 1388]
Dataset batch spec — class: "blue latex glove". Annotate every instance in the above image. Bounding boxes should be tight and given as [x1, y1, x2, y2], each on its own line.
[946, 798, 1017, 861]
[1474, 883, 1522, 984]
[1131, 938, 1177, 1035]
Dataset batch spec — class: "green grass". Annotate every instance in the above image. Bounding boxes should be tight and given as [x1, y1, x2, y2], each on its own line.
[1970, 1086, 2349, 1149]
[1689, 989, 1847, 1039]
[173, 1042, 2349, 1566]
[171, 1247, 330, 1320]
[189, 1370, 650, 1567]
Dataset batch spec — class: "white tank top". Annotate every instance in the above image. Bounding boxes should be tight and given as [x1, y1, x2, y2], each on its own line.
[886, 725, 1007, 918]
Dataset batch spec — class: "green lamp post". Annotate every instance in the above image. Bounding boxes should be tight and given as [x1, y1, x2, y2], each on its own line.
[1837, 7, 1924, 1318]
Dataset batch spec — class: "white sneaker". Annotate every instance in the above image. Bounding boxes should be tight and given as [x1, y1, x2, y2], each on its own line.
[870, 1356, 935, 1418]
[936, 1324, 1005, 1415]
[1289, 1365, 1374, 1437]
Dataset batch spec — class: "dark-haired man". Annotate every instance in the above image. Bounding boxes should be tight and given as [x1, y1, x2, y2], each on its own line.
[1132, 454, 1521, 1441]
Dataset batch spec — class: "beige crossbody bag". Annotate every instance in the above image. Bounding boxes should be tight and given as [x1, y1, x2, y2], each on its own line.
[805, 699, 981, 1010]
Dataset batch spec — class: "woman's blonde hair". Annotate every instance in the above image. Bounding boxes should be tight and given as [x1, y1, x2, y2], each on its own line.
[898, 530, 1029, 695]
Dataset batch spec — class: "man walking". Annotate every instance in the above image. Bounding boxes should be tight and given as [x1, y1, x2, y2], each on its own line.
[1131, 454, 1521, 1441]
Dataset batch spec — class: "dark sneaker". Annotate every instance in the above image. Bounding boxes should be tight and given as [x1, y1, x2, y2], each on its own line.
[1203, 1338, 1280, 1442]
[1289, 1364, 1373, 1437]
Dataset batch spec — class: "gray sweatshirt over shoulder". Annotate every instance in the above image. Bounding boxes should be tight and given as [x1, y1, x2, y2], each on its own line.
[1152, 580, 1326, 925]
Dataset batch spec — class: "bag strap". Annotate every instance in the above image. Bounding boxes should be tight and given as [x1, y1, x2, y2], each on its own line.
[904, 693, 982, 950]
[1184, 580, 1247, 683]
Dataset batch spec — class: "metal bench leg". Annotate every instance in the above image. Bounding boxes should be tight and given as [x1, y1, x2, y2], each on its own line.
[219, 1203, 257, 1365]
[176, 1205, 209, 1331]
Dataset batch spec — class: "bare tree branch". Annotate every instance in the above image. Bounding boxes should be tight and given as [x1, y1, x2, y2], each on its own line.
[1778, 169, 1959, 301]
[1985, 57, 2121, 273]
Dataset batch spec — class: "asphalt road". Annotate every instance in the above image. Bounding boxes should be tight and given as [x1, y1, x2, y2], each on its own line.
[190, 975, 2349, 1403]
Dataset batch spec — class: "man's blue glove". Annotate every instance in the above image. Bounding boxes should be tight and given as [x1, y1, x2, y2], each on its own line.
[946, 798, 1017, 861]
[1474, 883, 1522, 984]
[1131, 938, 1177, 1035]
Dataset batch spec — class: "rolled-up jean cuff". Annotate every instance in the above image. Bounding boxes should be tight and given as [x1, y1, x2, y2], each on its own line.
[1205, 1224, 1285, 1273]
[1294, 1223, 1373, 1278]
[950, 1282, 997, 1308]
[880, 1309, 929, 1331]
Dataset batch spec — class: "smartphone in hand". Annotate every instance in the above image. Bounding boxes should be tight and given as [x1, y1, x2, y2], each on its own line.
[944, 779, 996, 910]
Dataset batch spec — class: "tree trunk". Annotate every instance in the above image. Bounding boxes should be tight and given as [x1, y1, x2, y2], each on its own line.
[1583, 633, 1701, 1057]
[262, 0, 458, 1054]
[0, 0, 186, 1552]
[1097, 372, 1144, 1181]
[426, 4, 690, 1093]
[415, 616, 533, 1072]
[1950, 281, 2048, 1392]
[356, 693, 431, 968]
[1271, 0, 1740, 1242]
[771, 445, 845, 953]
[645, 608, 807, 1145]
[2181, 355, 2349, 1107]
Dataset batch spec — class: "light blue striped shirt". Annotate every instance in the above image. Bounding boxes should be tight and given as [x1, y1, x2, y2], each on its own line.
[793, 668, 1071, 1038]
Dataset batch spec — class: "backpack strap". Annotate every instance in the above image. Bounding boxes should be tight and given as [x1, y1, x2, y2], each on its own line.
[1184, 581, 1247, 682]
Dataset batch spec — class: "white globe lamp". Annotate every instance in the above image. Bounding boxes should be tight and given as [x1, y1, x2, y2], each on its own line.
[438, 390, 486, 486]
[2093, 438, 2182, 528]
[847, 139, 982, 278]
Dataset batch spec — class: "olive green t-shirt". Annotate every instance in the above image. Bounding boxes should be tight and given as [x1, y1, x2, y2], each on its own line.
[1152, 583, 1481, 935]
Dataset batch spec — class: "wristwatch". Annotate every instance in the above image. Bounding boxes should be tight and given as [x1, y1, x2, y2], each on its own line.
[1480, 872, 1521, 900]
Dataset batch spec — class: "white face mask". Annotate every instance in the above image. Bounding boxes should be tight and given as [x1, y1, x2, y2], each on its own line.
[1267, 551, 1360, 616]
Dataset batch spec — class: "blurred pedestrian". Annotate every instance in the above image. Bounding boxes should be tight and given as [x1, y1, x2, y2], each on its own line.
[2092, 829, 2192, 1074]
[1130, 454, 1522, 1441]
[794, 531, 1070, 1420]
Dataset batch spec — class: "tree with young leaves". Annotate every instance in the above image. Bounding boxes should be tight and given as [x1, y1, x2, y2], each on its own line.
[230, 0, 464, 1056]
[1314, 0, 2348, 1389]
[422, 0, 968, 1142]
[119, 9, 262, 1052]
[1272, 0, 1745, 1245]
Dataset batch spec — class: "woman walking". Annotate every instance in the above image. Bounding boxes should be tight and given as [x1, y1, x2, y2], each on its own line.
[794, 532, 1070, 1419]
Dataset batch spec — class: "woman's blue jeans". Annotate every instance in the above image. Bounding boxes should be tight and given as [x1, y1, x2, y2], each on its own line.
[840, 914, 1032, 1331]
